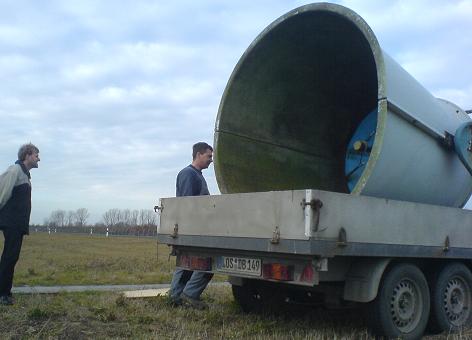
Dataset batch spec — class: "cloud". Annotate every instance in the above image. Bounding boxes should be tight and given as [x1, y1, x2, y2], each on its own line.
[0, 1, 470, 224]
[435, 86, 472, 110]
[334, 0, 472, 111]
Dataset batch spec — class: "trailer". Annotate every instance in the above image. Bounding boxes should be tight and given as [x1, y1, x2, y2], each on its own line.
[157, 3, 472, 339]
[157, 189, 472, 338]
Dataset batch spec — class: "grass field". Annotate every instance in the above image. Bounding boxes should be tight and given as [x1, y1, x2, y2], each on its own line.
[10, 232, 215, 286]
[1, 287, 375, 339]
[12, 232, 173, 285]
[0, 233, 470, 339]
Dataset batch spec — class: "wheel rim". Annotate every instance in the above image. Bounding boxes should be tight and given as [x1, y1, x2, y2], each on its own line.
[390, 278, 423, 332]
[443, 276, 471, 326]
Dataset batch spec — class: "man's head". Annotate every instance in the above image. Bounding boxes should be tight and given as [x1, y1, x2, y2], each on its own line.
[18, 143, 40, 170]
[192, 142, 213, 170]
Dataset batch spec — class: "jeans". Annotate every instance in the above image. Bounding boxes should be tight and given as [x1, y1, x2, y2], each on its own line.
[0, 229, 24, 296]
[169, 268, 213, 300]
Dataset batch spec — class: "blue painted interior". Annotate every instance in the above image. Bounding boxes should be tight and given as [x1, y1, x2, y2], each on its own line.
[345, 109, 378, 191]
[454, 121, 472, 176]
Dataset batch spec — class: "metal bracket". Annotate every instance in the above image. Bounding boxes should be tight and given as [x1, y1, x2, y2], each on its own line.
[301, 198, 323, 231]
[337, 227, 347, 247]
[271, 226, 280, 244]
[314, 258, 328, 271]
[301, 198, 323, 209]
[171, 223, 178, 238]
[443, 236, 450, 252]
[443, 131, 455, 149]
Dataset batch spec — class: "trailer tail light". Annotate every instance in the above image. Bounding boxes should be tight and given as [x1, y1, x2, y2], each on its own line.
[178, 255, 212, 271]
[262, 263, 294, 281]
[300, 264, 314, 283]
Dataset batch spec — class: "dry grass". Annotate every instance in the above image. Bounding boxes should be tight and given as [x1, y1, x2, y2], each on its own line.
[1, 286, 470, 339]
[0, 286, 369, 339]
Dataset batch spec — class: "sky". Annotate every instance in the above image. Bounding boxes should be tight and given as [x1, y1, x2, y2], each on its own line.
[0, 0, 471, 224]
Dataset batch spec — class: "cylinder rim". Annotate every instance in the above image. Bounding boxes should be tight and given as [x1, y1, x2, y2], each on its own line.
[214, 2, 385, 195]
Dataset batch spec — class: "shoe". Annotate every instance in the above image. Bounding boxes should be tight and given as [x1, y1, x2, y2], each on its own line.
[168, 296, 183, 307]
[181, 294, 208, 310]
[0, 295, 13, 306]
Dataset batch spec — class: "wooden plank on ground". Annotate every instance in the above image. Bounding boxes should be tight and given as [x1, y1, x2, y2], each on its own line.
[123, 288, 169, 298]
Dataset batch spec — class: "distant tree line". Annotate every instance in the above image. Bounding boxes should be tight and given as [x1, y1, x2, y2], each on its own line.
[34, 208, 158, 237]
[101, 208, 156, 228]
[43, 208, 90, 228]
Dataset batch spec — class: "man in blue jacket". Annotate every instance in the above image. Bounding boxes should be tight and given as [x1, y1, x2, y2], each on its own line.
[0, 143, 40, 305]
[169, 142, 213, 309]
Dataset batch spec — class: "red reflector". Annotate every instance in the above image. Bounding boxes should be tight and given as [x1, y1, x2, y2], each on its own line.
[300, 264, 314, 283]
[178, 255, 212, 271]
[262, 263, 294, 281]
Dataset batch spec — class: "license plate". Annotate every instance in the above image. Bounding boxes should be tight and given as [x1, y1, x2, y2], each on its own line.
[216, 256, 262, 276]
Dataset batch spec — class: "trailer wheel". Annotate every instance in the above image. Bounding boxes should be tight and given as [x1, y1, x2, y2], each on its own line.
[368, 263, 430, 339]
[428, 263, 472, 333]
[232, 281, 281, 313]
[232, 283, 263, 313]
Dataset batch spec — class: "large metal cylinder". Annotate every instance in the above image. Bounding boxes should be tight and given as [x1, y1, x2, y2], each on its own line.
[214, 3, 472, 207]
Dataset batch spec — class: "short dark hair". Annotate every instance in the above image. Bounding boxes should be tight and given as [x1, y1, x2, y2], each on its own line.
[18, 143, 39, 161]
[192, 142, 213, 159]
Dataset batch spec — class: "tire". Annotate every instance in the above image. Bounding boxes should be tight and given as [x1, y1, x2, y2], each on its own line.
[368, 263, 430, 340]
[428, 263, 472, 333]
[232, 283, 261, 313]
[231, 281, 282, 314]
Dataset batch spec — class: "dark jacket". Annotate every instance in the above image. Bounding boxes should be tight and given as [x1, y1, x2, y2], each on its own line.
[0, 161, 32, 235]
[176, 165, 209, 197]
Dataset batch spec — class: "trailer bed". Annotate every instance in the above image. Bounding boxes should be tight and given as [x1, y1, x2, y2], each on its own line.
[157, 189, 472, 259]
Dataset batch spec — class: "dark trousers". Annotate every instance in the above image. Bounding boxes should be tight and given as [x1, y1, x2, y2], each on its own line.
[0, 229, 24, 296]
